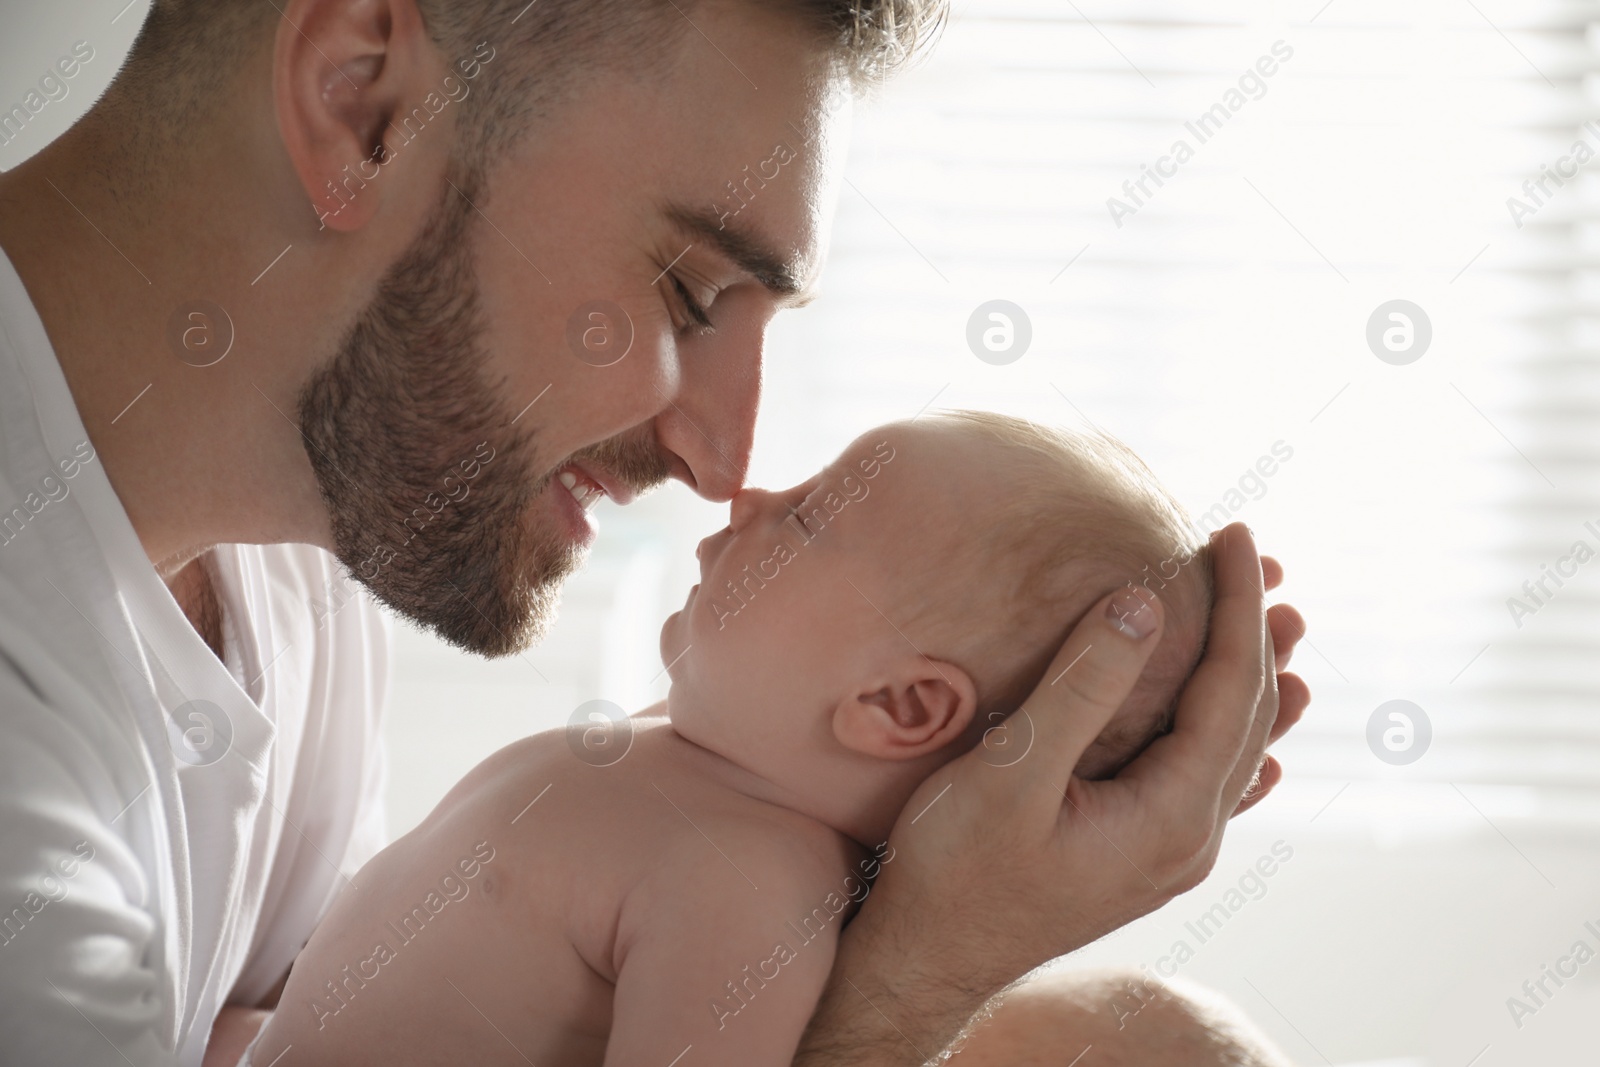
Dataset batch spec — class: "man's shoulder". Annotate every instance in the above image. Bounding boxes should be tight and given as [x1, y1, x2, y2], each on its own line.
[0, 562, 124, 728]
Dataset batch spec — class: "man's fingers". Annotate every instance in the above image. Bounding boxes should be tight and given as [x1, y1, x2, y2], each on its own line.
[1231, 755, 1282, 817]
[1125, 524, 1266, 794]
[1218, 614, 1278, 817]
[1267, 603, 1304, 672]
[1005, 584, 1165, 802]
[1270, 672, 1308, 743]
[1261, 554, 1283, 591]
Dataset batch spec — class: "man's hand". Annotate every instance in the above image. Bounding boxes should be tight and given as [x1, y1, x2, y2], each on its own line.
[794, 523, 1307, 1065]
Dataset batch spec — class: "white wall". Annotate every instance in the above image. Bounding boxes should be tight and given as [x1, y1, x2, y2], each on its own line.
[0, 1, 141, 166]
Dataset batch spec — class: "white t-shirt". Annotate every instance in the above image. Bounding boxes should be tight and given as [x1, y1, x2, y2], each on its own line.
[0, 247, 391, 1066]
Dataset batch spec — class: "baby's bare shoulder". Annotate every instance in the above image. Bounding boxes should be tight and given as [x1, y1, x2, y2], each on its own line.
[626, 722, 860, 881]
[421, 718, 859, 902]
[624, 776, 864, 929]
[422, 719, 671, 825]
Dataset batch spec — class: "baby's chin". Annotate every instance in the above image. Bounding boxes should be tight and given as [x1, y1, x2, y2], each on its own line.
[652, 668, 719, 755]
[657, 579, 699, 670]
[658, 686, 710, 754]
[654, 629, 694, 729]
[657, 614, 675, 670]
[657, 608, 688, 679]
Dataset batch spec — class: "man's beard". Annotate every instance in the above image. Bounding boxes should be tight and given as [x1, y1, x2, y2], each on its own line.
[296, 160, 670, 657]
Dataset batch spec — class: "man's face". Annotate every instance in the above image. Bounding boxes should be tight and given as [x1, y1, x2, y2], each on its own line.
[298, 1, 850, 656]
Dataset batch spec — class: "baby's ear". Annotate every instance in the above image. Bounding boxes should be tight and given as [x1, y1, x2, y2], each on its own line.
[832, 658, 978, 761]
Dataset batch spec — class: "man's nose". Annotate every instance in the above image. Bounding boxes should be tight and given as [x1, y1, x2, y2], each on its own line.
[656, 305, 764, 502]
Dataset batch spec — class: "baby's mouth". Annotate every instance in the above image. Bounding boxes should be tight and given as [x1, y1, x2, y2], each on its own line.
[556, 468, 606, 512]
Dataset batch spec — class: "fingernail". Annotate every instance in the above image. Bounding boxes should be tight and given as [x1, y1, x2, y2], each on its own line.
[1107, 585, 1158, 640]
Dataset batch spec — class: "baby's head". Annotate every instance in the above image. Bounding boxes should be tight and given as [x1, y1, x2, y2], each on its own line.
[660, 411, 1212, 841]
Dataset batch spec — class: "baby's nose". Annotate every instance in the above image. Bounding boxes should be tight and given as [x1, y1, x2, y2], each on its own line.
[728, 488, 772, 532]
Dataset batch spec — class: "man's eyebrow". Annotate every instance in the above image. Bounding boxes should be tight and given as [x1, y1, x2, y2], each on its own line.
[660, 202, 818, 306]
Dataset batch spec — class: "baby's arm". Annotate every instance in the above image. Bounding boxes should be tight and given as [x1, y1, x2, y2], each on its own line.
[604, 826, 852, 1067]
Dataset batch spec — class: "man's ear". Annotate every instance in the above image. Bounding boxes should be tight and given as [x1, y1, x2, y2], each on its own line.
[832, 657, 978, 761]
[274, 0, 430, 232]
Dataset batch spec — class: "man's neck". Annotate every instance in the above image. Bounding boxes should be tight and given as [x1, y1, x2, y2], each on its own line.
[168, 553, 227, 661]
[0, 101, 363, 571]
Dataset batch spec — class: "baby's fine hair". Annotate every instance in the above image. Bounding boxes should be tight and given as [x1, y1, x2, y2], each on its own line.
[922, 409, 1215, 777]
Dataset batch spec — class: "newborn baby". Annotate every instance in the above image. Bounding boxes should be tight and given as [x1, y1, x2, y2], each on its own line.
[251, 410, 1213, 1067]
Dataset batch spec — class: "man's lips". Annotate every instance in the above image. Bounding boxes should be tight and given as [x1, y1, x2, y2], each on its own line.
[556, 467, 606, 512]
[566, 460, 638, 507]
[545, 458, 655, 549]
[547, 468, 601, 547]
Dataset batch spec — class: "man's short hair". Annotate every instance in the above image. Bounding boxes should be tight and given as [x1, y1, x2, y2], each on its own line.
[115, 0, 948, 166]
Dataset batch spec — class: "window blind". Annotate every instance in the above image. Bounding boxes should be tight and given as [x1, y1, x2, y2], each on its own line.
[749, 0, 1600, 812]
